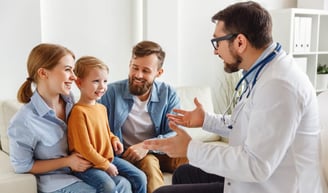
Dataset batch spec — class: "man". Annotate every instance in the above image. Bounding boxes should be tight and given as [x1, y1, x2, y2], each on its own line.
[143, 1, 324, 193]
[99, 40, 188, 193]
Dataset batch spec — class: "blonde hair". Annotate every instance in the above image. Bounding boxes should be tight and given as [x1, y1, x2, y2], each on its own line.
[74, 56, 109, 79]
[17, 43, 75, 103]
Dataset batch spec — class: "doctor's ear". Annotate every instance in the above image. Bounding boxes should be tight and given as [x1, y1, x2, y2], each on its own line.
[234, 34, 247, 53]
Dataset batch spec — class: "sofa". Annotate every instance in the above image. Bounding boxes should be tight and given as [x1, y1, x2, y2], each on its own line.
[1, 87, 328, 193]
[0, 86, 226, 193]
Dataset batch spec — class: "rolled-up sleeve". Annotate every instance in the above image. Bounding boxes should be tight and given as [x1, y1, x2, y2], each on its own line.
[8, 118, 35, 173]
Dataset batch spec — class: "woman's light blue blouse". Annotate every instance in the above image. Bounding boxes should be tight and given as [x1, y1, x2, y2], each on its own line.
[7, 91, 81, 192]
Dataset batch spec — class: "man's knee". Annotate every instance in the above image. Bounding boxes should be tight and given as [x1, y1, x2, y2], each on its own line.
[138, 154, 160, 171]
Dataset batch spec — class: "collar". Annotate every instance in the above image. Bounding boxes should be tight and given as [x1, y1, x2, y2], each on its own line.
[31, 91, 74, 117]
[242, 42, 277, 86]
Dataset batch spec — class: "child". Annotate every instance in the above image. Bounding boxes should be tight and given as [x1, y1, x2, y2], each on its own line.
[68, 56, 147, 193]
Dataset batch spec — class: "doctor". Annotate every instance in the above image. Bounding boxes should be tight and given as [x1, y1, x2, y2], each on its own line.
[143, 1, 324, 193]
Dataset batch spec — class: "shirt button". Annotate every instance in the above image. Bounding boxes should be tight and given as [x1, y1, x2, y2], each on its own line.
[227, 182, 231, 186]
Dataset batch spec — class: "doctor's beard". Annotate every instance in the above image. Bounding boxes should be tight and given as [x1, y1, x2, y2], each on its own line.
[224, 45, 242, 73]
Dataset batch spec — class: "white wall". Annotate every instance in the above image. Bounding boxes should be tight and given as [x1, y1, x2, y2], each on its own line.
[0, 0, 41, 100]
[0, 0, 297, 111]
[39, 0, 134, 95]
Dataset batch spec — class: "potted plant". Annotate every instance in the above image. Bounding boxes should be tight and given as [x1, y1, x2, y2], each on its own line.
[316, 63, 328, 90]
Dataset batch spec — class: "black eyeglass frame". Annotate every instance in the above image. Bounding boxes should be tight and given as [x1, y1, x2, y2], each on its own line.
[211, 34, 238, 49]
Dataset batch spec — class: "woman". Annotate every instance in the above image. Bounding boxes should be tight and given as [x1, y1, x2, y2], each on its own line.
[7, 43, 96, 193]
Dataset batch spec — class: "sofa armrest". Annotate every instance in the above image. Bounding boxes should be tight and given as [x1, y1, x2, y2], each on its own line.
[0, 151, 37, 193]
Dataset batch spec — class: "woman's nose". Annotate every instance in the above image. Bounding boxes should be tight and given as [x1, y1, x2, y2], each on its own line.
[70, 72, 77, 80]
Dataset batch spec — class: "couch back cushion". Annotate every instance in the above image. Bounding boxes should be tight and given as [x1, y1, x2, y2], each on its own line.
[175, 86, 220, 142]
[0, 100, 23, 154]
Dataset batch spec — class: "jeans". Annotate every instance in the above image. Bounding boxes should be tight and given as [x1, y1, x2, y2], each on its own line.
[153, 164, 224, 193]
[74, 157, 146, 193]
[38, 181, 96, 193]
[114, 156, 147, 193]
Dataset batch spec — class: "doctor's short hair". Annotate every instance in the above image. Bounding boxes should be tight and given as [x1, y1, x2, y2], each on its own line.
[211, 1, 273, 49]
[132, 40, 166, 69]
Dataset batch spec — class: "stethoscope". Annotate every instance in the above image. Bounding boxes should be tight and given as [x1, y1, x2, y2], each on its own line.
[222, 43, 282, 129]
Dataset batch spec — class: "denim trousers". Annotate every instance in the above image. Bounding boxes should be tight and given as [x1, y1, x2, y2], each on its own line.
[38, 181, 96, 193]
[74, 157, 147, 193]
[153, 164, 224, 193]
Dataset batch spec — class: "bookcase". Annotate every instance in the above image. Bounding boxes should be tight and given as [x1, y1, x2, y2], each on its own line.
[269, 8, 328, 91]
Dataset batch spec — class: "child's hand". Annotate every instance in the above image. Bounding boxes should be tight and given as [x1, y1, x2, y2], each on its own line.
[112, 140, 124, 155]
[106, 162, 118, 176]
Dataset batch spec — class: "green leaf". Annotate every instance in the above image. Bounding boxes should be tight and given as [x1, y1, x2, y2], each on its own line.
[317, 64, 328, 74]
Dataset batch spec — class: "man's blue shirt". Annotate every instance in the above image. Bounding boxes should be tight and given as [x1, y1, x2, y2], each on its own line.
[98, 79, 180, 142]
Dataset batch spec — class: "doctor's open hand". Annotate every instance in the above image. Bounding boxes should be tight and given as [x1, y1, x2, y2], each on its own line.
[143, 121, 192, 158]
[167, 97, 205, 128]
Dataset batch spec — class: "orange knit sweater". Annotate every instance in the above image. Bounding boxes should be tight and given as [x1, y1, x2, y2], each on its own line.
[67, 103, 119, 170]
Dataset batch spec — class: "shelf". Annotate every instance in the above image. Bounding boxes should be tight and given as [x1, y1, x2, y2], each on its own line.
[270, 8, 328, 91]
[292, 52, 318, 56]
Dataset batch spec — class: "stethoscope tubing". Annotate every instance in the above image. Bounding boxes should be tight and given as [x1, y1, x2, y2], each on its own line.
[222, 42, 282, 129]
[235, 43, 282, 93]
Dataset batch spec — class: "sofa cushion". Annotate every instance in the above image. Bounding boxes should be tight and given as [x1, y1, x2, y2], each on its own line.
[0, 100, 23, 154]
[0, 151, 37, 193]
[175, 86, 221, 142]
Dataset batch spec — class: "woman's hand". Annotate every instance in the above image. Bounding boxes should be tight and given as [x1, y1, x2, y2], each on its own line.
[68, 152, 92, 172]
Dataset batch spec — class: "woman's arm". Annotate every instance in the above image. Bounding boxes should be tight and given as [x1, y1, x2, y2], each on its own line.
[30, 152, 92, 174]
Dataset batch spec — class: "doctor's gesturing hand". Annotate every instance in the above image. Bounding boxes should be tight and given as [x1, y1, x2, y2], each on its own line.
[167, 97, 205, 128]
[143, 97, 204, 157]
[143, 121, 191, 158]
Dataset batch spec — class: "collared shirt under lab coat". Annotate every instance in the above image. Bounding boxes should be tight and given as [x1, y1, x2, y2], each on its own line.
[187, 43, 324, 193]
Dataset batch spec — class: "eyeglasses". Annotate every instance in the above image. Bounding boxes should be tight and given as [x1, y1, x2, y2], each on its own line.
[211, 34, 238, 50]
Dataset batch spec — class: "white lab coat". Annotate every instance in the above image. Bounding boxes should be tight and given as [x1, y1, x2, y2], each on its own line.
[187, 46, 325, 193]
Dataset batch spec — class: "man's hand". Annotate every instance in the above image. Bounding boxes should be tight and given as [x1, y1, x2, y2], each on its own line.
[143, 122, 192, 158]
[122, 142, 149, 163]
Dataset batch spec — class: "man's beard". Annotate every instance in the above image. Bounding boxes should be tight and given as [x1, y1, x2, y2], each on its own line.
[128, 77, 153, 96]
[223, 45, 242, 73]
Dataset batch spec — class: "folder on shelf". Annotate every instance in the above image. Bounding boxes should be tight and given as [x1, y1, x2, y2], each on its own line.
[303, 17, 312, 52]
[293, 16, 301, 52]
[299, 17, 306, 52]
[294, 16, 312, 52]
